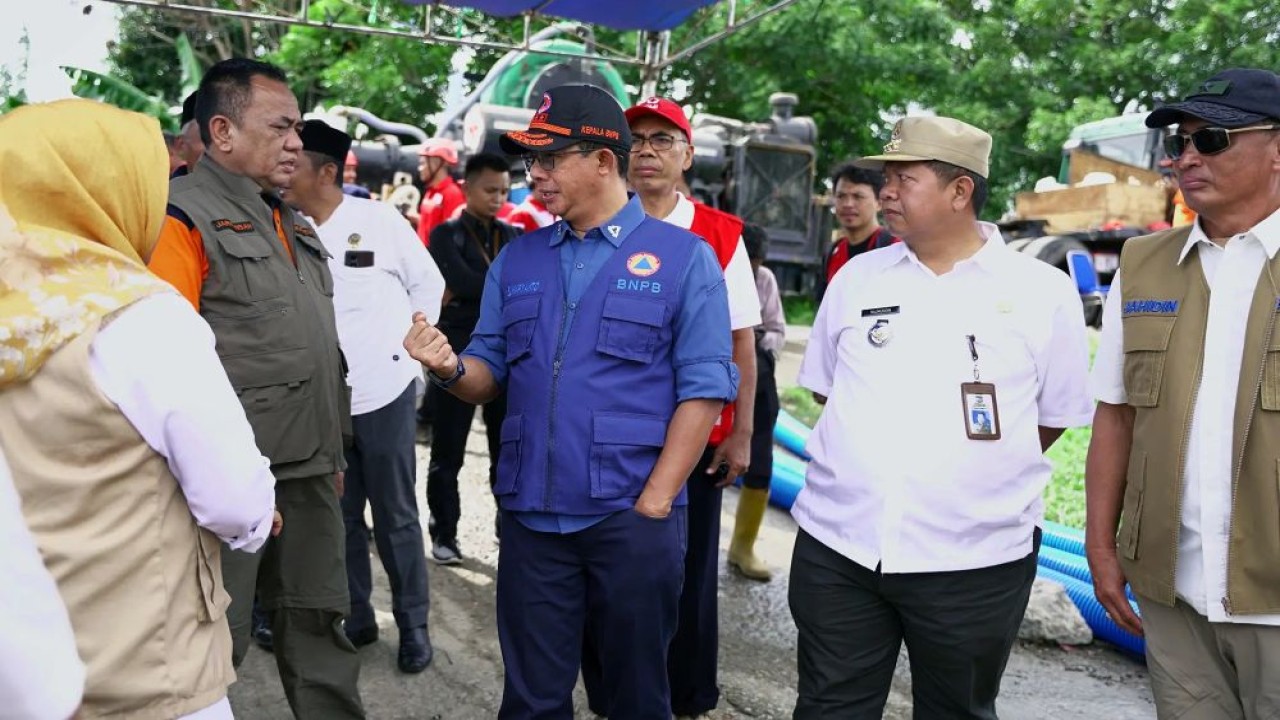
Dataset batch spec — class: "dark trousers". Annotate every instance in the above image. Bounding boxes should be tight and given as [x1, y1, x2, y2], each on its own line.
[341, 380, 429, 634]
[425, 383, 506, 543]
[223, 475, 364, 719]
[743, 345, 780, 490]
[497, 508, 687, 719]
[583, 447, 722, 716]
[788, 528, 1040, 720]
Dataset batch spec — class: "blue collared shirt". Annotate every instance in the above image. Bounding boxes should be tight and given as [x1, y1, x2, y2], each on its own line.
[463, 194, 736, 533]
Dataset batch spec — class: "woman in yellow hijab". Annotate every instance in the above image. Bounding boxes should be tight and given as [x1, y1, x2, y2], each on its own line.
[0, 99, 174, 380]
[0, 100, 279, 718]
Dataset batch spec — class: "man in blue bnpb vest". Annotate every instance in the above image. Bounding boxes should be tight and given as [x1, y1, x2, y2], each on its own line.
[404, 84, 739, 718]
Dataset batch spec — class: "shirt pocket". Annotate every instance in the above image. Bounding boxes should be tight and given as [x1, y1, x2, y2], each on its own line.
[1117, 452, 1146, 561]
[294, 231, 335, 297]
[193, 528, 231, 623]
[213, 233, 283, 303]
[493, 414, 523, 496]
[596, 293, 666, 364]
[1260, 326, 1280, 411]
[590, 411, 667, 499]
[967, 317, 1036, 387]
[502, 295, 541, 364]
[1122, 315, 1175, 408]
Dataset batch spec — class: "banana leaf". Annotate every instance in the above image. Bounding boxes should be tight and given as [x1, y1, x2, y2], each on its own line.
[176, 34, 202, 98]
[62, 66, 178, 132]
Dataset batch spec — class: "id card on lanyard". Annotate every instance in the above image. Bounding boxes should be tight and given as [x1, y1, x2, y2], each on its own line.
[961, 333, 1001, 440]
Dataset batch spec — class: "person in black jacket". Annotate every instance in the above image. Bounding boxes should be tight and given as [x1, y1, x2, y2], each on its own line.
[425, 153, 519, 564]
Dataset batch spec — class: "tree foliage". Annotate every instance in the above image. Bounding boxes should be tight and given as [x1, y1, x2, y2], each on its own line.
[104, 0, 1280, 216]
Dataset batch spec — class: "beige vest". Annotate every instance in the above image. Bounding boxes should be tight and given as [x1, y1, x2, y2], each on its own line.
[0, 317, 233, 718]
[1119, 226, 1280, 614]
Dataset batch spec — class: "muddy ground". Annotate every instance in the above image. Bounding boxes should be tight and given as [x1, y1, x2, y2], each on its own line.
[231, 329, 1153, 718]
[228, 421, 1155, 719]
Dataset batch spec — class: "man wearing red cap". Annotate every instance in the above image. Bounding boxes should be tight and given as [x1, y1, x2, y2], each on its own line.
[586, 95, 760, 719]
[408, 138, 465, 246]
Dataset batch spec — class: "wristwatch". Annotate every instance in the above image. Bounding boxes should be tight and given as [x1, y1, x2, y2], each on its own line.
[428, 355, 466, 389]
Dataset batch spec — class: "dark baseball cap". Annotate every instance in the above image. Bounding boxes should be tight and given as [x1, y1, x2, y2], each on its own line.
[1146, 68, 1280, 128]
[499, 84, 632, 155]
[180, 91, 198, 127]
[299, 120, 352, 165]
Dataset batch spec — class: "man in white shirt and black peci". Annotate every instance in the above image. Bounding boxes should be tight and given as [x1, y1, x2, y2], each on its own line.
[284, 120, 446, 675]
[790, 116, 1093, 719]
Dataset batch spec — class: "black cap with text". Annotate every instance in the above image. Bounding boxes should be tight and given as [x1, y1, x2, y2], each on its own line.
[499, 84, 632, 155]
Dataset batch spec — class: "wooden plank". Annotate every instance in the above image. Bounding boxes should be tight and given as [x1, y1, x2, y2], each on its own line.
[1015, 183, 1167, 233]
[1066, 149, 1164, 186]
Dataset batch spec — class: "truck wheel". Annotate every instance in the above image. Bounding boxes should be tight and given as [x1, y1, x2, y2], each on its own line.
[1028, 235, 1090, 275]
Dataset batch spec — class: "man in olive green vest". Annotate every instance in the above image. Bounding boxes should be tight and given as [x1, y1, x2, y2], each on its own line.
[1087, 68, 1280, 719]
[148, 58, 364, 718]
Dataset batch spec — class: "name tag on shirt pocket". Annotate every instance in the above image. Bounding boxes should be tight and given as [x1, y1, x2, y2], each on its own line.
[860, 305, 900, 317]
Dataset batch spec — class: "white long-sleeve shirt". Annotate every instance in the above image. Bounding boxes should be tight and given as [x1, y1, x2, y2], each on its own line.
[0, 448, 85, 720]
[310, 195, 447, 415]
[755, 264, 785, 358]
[88, 292, 276, 552]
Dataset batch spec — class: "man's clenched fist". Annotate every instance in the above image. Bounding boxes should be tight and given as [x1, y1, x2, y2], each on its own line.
[404, 311, 458, 377]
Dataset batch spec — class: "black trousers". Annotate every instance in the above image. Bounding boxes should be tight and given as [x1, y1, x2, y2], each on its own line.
[743, 345, 780, 490]
[583, 447, 723, 716]
[789, 528, 1040, 720]
[425, 382, 506, 543]
[341, 381, 429, 633]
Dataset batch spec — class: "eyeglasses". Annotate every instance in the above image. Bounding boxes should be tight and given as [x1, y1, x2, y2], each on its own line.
[522, 147, 592, 173]
[1163, 124, 1280, 159]
[630, 132, 683, 153]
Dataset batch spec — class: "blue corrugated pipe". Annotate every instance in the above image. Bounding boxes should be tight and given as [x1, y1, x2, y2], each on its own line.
[773, 409, 812, 460]
[1038, 545, 1136, 602]
[1036, 566, 1145, 656]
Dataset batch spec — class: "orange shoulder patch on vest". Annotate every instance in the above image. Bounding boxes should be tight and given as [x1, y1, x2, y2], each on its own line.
[211, 218, 255, 234]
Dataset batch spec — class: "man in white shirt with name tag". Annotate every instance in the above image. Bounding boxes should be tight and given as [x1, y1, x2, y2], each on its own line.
[790, 116, 1092, 719]
[284, 120, 445, 675]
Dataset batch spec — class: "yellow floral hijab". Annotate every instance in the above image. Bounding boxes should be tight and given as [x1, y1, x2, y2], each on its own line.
[0, 99, 175, 388]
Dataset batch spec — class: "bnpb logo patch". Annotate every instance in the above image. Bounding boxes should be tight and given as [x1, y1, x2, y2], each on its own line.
[626, 252, 661, 277]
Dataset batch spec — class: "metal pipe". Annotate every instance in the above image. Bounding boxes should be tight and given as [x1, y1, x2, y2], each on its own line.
[657, 0, 803, 70]
[95, 0, 648, 67]
[328, 105, 429, 143]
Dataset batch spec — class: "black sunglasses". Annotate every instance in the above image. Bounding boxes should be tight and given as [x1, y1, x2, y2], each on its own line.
[1163, 124, 1280, 159]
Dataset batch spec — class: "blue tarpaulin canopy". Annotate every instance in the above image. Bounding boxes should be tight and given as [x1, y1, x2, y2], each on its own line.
[402, 0, 723, 32]
[99, 0, 799, 72]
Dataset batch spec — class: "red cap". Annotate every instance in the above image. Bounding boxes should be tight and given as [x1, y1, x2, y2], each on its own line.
[345, 150, 358, 167]
[625, 97, 691, 142]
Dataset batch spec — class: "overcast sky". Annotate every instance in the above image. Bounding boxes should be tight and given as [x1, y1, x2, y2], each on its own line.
[2, 1, 119, 101]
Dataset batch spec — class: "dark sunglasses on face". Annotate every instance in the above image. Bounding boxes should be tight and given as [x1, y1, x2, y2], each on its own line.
[1163, 124, 1280, 159]
[522, 146, 592, 173]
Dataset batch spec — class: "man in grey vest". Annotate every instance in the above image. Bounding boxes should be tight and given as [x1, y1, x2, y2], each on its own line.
[1087, 68, 1280, 718]
[148, 58, 364, 718]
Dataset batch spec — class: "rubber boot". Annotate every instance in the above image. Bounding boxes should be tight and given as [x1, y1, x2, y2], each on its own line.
[727, 487, 772, 581]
